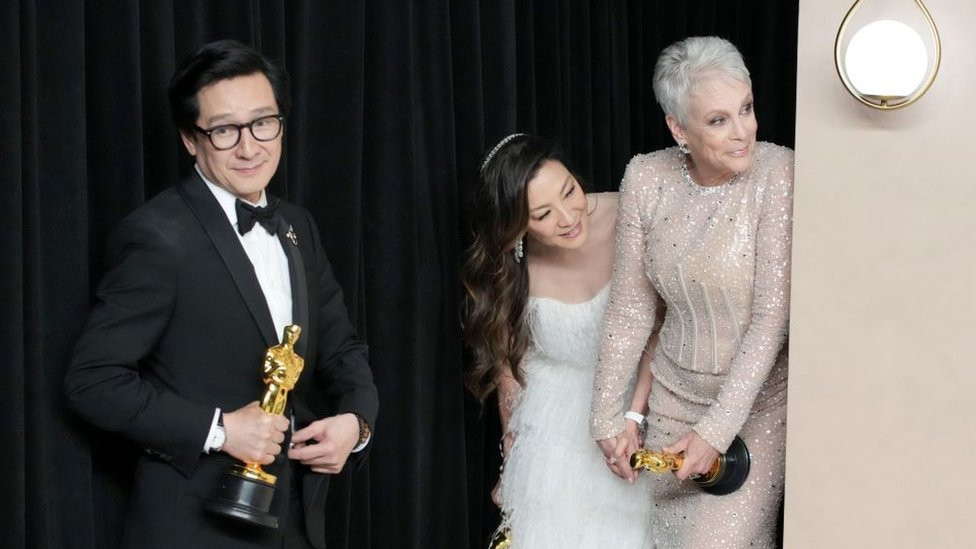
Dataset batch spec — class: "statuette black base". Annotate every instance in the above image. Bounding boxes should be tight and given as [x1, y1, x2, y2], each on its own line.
[695, 435, 751, 496]
[203, 470, 279, 529]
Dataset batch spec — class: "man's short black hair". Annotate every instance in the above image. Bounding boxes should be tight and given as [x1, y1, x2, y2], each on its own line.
[168, 39, 290, 135]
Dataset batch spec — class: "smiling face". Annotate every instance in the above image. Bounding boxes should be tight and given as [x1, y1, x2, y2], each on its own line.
[667, 73, 757, 186]
[180, 72, 282, 203]
[524, 160, 589, 250]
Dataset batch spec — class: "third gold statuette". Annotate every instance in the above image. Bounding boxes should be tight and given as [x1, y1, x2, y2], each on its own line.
[630, 435, 751, 496]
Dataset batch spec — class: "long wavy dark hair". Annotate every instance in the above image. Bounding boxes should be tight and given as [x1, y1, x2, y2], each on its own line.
[462, 134, 577, 403]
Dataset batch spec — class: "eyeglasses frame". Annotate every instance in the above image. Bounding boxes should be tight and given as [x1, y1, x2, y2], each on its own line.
[193, 114, 286, 150]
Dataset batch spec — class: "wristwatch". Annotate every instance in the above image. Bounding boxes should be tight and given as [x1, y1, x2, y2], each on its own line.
[209, 413, 226, 453]
[355, 415, 371, 447]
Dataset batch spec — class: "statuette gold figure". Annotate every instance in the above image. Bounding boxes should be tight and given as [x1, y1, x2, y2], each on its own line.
[630, 435, 752, 496]
[204, 325, 305, 528]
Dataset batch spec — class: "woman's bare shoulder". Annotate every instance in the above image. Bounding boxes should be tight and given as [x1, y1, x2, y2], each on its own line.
[586, 192, 619, 237]
[588, 191, 619, 210]
[589, 190, 619, 201]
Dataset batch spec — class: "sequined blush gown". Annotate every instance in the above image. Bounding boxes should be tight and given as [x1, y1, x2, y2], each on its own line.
[501, 284, 654, 549]
[591, 143, 794, 549]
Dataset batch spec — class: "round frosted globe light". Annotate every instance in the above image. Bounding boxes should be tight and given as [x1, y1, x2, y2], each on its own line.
[844, 19, 928, 98]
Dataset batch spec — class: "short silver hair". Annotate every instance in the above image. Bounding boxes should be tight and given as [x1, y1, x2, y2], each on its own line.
[652, 36, 751, 127]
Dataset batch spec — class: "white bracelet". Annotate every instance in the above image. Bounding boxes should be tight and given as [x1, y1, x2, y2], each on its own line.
[624, 411, 645, 424]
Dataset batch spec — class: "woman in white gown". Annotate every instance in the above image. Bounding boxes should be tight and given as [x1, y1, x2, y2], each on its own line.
[462, 133, 655, 548]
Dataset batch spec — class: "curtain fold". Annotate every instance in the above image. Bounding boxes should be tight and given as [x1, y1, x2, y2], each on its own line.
[2, 2, 797, 547]
[2, 0, 28, 543]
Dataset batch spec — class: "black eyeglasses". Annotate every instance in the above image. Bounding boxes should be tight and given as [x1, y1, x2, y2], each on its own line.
[194, 114, 285, 150]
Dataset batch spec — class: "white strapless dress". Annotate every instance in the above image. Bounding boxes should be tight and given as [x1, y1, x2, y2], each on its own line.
[500, 285, 654, 548]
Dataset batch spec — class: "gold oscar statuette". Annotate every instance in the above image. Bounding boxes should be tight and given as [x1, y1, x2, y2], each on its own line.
[630, 435, 752, 496]
[204, 325, 305, 528]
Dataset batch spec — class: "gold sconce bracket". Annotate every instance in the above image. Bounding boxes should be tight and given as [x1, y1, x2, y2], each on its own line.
[834, 0, 942, 110]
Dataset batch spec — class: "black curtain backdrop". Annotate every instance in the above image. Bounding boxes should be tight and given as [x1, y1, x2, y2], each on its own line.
[1, 2, 798, 548]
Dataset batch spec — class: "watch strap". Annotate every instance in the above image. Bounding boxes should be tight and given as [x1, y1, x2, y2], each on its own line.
[355, 414, 371, 446]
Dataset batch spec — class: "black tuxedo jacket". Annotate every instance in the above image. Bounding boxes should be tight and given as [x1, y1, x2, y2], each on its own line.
[65, 173, 378, 549]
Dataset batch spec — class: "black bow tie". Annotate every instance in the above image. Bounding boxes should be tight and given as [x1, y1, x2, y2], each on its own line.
[235, 198, 280, 235]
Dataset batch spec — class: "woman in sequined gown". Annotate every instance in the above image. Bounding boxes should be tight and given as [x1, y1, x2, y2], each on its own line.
[591, 36, 793, 549]
[463, 134, 655, 548]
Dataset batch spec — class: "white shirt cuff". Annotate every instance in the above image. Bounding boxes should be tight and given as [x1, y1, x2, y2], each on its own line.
[352, 433, 371, 453]
[203, 407, 222, 453]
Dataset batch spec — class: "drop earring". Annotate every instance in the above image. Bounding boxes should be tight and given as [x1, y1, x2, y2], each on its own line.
[513, 238, 524, 263]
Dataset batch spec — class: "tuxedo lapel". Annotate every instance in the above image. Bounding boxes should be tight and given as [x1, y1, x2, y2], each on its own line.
[176, 174, 278, 348]
[276, 212, 310, 358]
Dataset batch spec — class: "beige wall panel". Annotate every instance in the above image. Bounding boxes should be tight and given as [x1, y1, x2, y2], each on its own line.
[787, 1, 976, 547]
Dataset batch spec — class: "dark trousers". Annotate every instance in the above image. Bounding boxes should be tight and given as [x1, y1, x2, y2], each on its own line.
[281, 469, 315, 549]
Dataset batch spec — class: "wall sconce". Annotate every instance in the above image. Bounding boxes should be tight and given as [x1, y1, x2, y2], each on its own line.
[834, 0, 942, 110]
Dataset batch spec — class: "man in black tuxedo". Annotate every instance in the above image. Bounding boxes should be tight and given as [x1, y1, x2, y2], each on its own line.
[64, 40, 378, 549]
